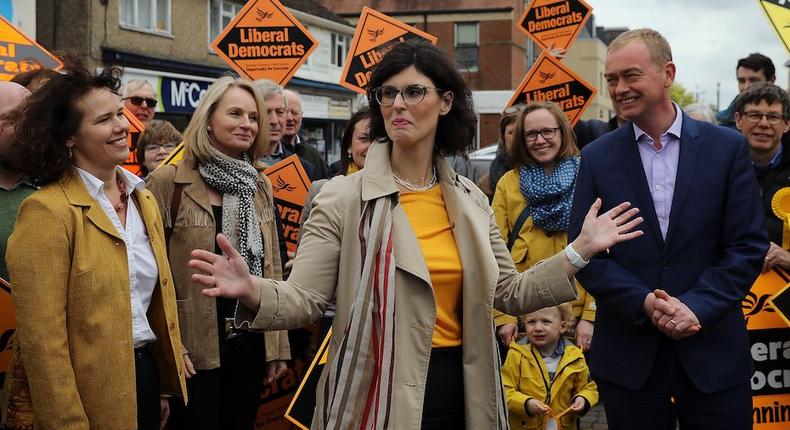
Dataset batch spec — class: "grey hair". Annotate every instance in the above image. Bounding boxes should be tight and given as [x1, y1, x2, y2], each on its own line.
[684, 103, 717, 124]
[122, 79, 154, 97]
[255, 79, 284, 102]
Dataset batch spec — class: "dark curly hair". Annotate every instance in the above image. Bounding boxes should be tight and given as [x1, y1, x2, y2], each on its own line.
[366, 40, 477, 157]
[1, 60, 123, 185]
[338, 107, 371, 175]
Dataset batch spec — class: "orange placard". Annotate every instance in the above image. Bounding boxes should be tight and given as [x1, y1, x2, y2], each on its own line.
[285, 329, 332, 429]
[743, 268, 790, 429]
[211, 0, 318, 85]
[0, 277, 13, 382]
[768, 276, 790, 328]
[0, 15, 62, 81]
[263, 155, 312, 253]
[506, 52, 596, 126]
[518, 0, 592, 52]
[339, 7, 438, 94]
[120, 108, 146, 176]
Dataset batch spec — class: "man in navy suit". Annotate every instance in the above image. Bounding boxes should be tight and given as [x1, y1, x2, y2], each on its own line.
[568, 28, 768, 429]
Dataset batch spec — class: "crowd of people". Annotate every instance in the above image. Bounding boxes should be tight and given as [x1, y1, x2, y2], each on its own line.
[0, 24, 786, 430]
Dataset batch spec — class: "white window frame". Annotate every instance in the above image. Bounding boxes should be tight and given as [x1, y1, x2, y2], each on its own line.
[207, 0, 245, 51]
[331, 33, 350, 68]
[454, 22, 479, 72]
[120, 0, 172, 35]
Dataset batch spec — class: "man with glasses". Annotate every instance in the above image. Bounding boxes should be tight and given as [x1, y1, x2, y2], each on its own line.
[569, 28, 767, 429]
[122, 79, 158, 124]
[735, 82, 790, 271]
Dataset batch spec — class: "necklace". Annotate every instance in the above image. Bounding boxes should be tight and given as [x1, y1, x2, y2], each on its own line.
[392, 166, 437, 192]
[113, 172, 128, 212]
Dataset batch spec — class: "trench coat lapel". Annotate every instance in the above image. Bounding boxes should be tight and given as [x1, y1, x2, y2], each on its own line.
[60, 170, 123, 241]
[361, 142, 432, 286]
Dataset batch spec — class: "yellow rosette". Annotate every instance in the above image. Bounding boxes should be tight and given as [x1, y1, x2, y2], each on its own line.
[771, 187, 790, 249]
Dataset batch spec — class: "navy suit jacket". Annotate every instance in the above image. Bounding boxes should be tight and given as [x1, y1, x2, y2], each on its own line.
[568, 113, 768, 393]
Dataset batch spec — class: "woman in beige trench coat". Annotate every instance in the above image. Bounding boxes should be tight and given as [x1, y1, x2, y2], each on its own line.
[189, 41, 643, 430]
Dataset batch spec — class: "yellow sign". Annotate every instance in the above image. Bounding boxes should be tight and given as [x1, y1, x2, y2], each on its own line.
[0, 15, 62, 80]
[758, 0, 790, 54]
[744, 268, 790, 429]
[211, 0, 318, 85]
[339, 7, 438, 94]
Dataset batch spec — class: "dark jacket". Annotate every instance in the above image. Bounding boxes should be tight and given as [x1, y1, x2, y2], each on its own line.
[285, 135, 329, 180]
[755, 139, 790, 244]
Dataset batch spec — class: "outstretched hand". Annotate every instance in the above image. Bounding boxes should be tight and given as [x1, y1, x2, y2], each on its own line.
[572, 198, 643, 260]
[189, 233, 261, 310]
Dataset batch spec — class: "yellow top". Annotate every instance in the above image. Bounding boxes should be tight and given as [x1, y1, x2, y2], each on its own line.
[400, 185, 463, 347]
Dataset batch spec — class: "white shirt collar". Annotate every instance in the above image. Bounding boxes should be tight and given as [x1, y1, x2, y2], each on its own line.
[74, 165, 144, 200]
[633, 101, 684, 141]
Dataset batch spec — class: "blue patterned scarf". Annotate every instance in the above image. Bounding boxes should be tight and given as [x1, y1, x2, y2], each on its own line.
[518, 156, 580, 232]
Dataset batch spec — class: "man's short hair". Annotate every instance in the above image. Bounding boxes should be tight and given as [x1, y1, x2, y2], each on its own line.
[608, 28, 672, 70]
[737, 53, 776, 81]
[735, 82, 790, 119]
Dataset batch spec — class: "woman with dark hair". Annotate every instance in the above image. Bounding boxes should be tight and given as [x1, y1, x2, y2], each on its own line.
[187, 40, 642, 429]
[3, 65, 186, 429]
[328, 107, 372, 177]
[136, 119, 182, 177]
[145, 76, 289, 430]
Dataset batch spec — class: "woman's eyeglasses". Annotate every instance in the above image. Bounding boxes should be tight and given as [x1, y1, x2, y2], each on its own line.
[372, 84, 443, 107]
[144, 142, 178, 152]
[524, 127, 560, 142]
[124, 96, 158, 108]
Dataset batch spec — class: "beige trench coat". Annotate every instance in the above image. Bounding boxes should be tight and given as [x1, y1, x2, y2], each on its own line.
[146, 158, 289, 369]
[237, 142, 577, 429]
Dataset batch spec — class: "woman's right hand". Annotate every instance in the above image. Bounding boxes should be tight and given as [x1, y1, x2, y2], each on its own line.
[183, 353, 196, 379]
[572, 198, 643, 260]
[189, 233, 261, 311]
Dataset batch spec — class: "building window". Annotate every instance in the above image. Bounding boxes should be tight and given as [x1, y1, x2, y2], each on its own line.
[455, 22, 479, 71]
[331, 33, 350, 67]
[208, 0, 244, 45]
[120, 0, 171, 33]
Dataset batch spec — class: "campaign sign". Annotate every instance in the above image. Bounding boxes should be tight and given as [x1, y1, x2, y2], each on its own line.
[263, 155, 312, 253]
[340, 7, 438, 94]
[120, 108, 146, 176]
[212, 0, 318, 85]
[0, 15, 61, 80]
[743, 268, 790, 429]
[758, 0, 790, 54]
[506, 52, 595, 126]
[285, 330, 332, 429]
[518, 0, 592, 52]
[0, 278, 13, 384]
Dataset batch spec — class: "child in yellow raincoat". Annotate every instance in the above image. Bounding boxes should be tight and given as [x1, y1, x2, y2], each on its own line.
[502, 303, 598, 430]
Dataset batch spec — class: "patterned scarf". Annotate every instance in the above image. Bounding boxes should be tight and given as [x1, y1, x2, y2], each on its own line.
[518, 156, 580, 232]
[198, 147, 263, 277]
[319, 195, 397, 429]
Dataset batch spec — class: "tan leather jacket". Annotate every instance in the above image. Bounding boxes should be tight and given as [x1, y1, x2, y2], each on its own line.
[146, 158, 289, 369]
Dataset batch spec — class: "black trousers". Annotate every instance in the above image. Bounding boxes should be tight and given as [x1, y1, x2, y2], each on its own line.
[597, 338, 752, 430]
[421, 346, 465, 430]
[135, 344, 161, 430]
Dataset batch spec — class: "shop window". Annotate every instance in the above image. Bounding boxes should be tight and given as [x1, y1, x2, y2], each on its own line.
[208, 0, 244, 45]
[331, 33, 350, 67]
[455, 22, 478, 72]
[120, 0, 171, 33]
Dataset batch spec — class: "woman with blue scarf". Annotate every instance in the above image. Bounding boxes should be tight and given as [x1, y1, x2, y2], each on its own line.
[492, 101, 597, 355]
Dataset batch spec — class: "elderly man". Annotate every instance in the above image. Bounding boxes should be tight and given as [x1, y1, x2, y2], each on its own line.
[123, 79, 157, 124]
[255, 80, 318, 181]
[569, 28, 767, 429]
[282, 90, 328, 179]
[734, 82, 790, 270]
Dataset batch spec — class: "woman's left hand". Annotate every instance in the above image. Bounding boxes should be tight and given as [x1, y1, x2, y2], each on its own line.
[265, 360, 289, 384]
[572, 198, 643, 260]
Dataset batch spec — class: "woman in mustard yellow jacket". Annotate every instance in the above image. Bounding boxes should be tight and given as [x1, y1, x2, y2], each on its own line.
[3, 65, 186, 429]
[493, 101, 597, 352]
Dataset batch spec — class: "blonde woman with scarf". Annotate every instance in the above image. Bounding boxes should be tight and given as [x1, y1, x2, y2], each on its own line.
[145, 76, 289, 430]
[188, 41, 643, 430]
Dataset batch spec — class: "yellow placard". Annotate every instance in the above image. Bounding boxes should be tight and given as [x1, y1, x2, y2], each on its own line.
[758, 0, 790, 54]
